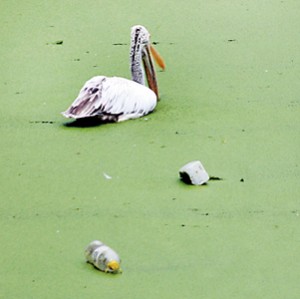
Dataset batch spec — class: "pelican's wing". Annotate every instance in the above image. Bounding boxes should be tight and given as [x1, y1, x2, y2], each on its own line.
[62, 76, 108, 119]
[62, 76, 157, 122]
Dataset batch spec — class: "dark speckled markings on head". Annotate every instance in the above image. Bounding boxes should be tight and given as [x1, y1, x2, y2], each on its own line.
[131, 27, 141, 63]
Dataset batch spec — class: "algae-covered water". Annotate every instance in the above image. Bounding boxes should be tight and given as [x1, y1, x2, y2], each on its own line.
[1, 1, 300, 298]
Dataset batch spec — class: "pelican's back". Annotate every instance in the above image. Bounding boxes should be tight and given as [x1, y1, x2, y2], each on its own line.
[62, 76, 157, 122]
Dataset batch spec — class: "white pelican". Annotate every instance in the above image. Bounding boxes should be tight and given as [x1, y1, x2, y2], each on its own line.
[62, 25, 165, 122]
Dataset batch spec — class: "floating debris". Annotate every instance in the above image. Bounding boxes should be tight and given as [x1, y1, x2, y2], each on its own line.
[179, 160, 209, 185]
[103, 172, 112, 180]
[112, 43, 128, 46]
[46, 40, 63, 45]
[85, 240, 121, 273]
[29, 120, 55, 124]
[209, 176, 223, 181]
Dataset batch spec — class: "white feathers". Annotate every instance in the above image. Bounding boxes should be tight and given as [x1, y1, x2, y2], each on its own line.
[103, 172, 112, 180]
[85, 240, 121, 273]
[62, 76, 157, 122]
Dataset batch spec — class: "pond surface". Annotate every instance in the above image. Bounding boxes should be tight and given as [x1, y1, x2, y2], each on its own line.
[1, 1, 300, 298]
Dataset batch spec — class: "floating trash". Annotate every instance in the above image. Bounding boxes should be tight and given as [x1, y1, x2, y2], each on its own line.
[179, 160, 209, 185]
[103, 172, 112, 180]
[85, 240, 121, 273]
[46, 40, 63, 45]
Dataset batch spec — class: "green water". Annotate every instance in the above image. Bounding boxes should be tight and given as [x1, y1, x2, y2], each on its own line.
[1, 1, 300, 298]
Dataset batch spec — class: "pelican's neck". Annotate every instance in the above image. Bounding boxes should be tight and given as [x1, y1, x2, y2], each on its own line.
[130, 41, 145, 85]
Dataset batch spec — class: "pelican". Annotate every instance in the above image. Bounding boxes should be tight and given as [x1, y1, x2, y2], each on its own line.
[62, 25, 165, 123]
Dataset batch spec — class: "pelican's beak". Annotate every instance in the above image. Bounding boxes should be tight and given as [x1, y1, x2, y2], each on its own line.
[142, 44, 165, 100]
[150, 45, 166, 70]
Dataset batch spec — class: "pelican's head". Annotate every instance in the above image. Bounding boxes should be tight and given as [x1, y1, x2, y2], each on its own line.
[130, 25, 165, 99]
[131, 25, 150, 46]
